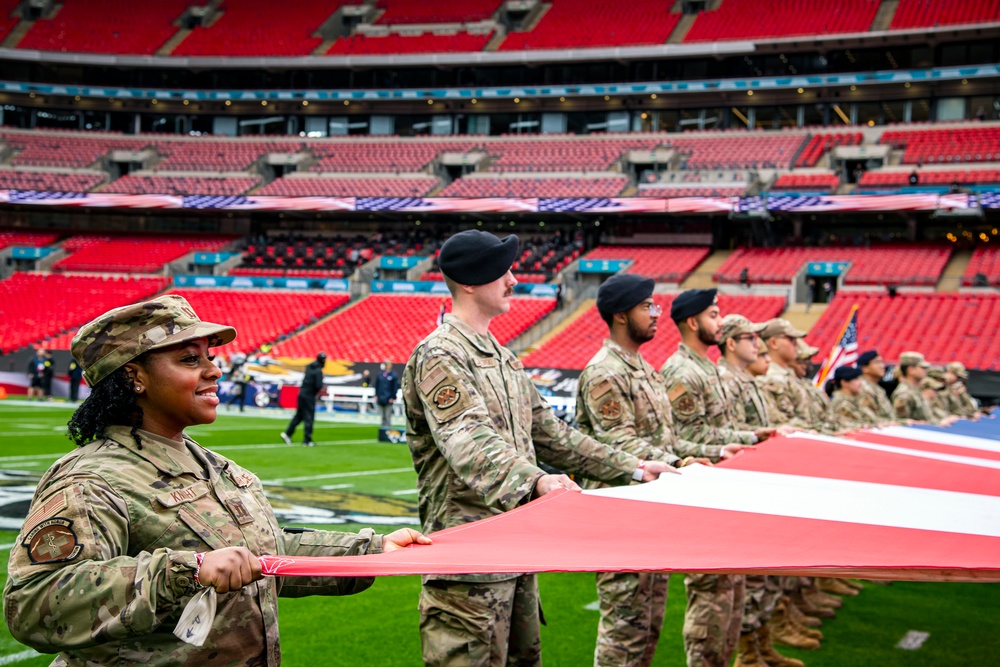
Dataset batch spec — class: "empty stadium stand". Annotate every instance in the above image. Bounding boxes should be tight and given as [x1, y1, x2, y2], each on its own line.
[0, 171, 105, 192]
[0, 0, 21, 44]
[772, 172, 841, 191]
[257, 176, 439, 197]
[153, 140, 303, 171]
[229, 267, 347, 279]
[374, 0, 500, 24]
[795, 133, 864, 168]
[859, 169, 1000, 187]
[308, 141, 467, 172]
[240, 232, 439, 275]
[522, 294, 786, 370]
[0, 231, 61, 250]
[671, 133, 807, 170]
[53, 234, 235, 273]
[880, 125, 1000, 164]
[684, 0, 881, 42]
[636, 185, 746, 197]
[807, 292, 1000, 370]
[1, 131, 147, 169]
[17, 0, 196, 55]
[327, 32, 491, 54]
[962, 246, 1000, 287]
[270, 294, 556, 363]
[890, 0, 1000, 29]
[169, 289, 350, 357]
[714, 245, 953, 286]
[104, 175, 260, 196]
[499, 0, 681, 50]
[0, 273, 168, 354]
[582, 246, 712, 283]
[439, 176, 628, 198]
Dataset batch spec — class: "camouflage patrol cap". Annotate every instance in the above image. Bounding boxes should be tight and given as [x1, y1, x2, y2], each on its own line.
[718, 314, 766, 345]
[71, 295, 236, 386]
[756, 337, 769, 356]
[759, 318, 806, 340]
[796, 339, 820, 360]
[946, 361, 969, 379]
[899, 351, 931, 368]
[926, 365, 946, 381]
[920, 377, 945, 391]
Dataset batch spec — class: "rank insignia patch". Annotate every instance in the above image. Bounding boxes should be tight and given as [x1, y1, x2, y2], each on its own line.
[23, 517, 82, 564]
[434, 385, 460, 410]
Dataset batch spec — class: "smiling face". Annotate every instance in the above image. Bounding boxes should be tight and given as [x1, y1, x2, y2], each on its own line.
[126, 337, 223, 441]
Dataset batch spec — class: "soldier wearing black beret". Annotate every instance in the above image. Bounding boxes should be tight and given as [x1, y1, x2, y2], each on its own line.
[438, 229, 521, 286]
[596, 273, 655, 324]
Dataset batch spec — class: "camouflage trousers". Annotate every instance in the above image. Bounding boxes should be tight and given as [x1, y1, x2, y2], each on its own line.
[594, 571, 669, 667]
[741, 575, 783, 633]
[683, 573, 746, 667]
[419, 576, 542, 667]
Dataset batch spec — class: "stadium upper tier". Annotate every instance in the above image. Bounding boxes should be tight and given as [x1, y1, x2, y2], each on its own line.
[522, 294, 786, 370]
[0, 273, 168, 354]
[270, 294, 556, 363]
[582, 246, 712, 283]
[963, 246, 1000, 287]
[4, 0, 998, 57]
[52, 234, 236, 273]
[808, 292, 1000, 370]
[714, 245, 952, 286]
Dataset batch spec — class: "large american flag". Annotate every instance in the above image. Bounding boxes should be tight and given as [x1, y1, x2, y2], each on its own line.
[814, 305, 859, 388]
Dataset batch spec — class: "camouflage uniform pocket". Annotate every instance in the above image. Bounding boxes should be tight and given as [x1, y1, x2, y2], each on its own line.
[419, 581, 495, 665]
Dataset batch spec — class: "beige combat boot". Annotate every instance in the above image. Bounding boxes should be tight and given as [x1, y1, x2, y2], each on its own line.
[756, 625, 805, 667]
[784, 595, 823, 629]
[769, 601, 821, 650]
[791, 590, 835, 619]
[733, 631, 769, 667]
[818, 577, 859, 597]
[802, 584, 842, 610]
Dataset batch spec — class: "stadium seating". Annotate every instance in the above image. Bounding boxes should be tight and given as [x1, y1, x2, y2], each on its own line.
[53, 234, 235, 273]
[104, 175, 260, 196]
[880, 125, 1000, 165]
[153, 140, 303, 171]
[891, 0, 1000, 29]
[485, 138, 656, 172]
[270, 294, 556, 363]
[16, 0, 195, 55]
[168, 289, 350, 357]
[0, 0, 20, 44]
[308, 141, 469, 172]
[172, 0, 348, 56]
[374, 0, 500, 24]
[962, 246, 1000, 287]
[795, 133, 864, 168]
[858, 169, 1000, 187]
[807, 292, 1000, 370]
[2, 132, 147, 169]
[229, 267, 346, 278]
[327, 32, 491, 54]
[0, 231, 61, 250]
[499, 0, 681, 50]
[240, 231, 440, 276]
[439, 176, 628, 198]
[714, 245, 952, 286]
[0, 273, 168, 354]
[522, 294, 786, 370]
[0, 171, 105, 192]
[772, 173, 841, 191]
[684, 0, 880, 42]
[257, 176, 439, 197]
[671, 134, 807, 170]
[636, 186, 746, 197]
[582, 246, 711, 283]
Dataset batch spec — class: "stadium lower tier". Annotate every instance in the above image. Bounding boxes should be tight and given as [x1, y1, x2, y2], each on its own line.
[963, 246, 1000, 287]
[522, 294, 786, 370]
[807, 292, 1000, 371]
[582, 246, 711, 283]
[53, 234, 237, 273]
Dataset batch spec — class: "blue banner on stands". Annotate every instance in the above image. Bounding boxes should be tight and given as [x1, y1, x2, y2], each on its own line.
[380, 256, 427, 270]
[174, 275, 348, 291]
[11, 246, 54, 259]
[193, 252, 238, 265]
[807, 262, 850, 276]
[579, 259, 631, 274]
[914, 414, 1000, 441]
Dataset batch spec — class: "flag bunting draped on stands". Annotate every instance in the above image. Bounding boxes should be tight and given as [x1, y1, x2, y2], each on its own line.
[814, 304, 859, 388]
[258, 420, 1000, 583]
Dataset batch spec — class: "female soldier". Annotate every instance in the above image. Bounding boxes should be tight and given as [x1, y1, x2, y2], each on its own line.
[4, 294, 429, 666]
[829, 365, 882, 431]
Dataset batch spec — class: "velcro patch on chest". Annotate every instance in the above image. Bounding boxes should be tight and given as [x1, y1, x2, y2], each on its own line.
[418, 365, 449, 396]
[155, 481, 211, 508]
[589, 378, 613, 400]
[23, 517, 82, 564]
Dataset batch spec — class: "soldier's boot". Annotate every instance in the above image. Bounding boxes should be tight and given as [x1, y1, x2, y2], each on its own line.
[817, 577, 859, 597]
[790, 591, 835, 619]
[769, 614, 821, 651]
[784, 595, 823, 628]
[733, 631, 769, 667]
[843, 579, 864, 591]
[790, 615, 824, 641]
[803, 584, 842, 610]
[756, 625, 806, 667]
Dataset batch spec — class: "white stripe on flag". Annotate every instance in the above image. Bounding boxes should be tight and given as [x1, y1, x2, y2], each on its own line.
[872, 426, 1000, 454]
[586, 463, 1000, 537]
[789, 433, 1000, 469]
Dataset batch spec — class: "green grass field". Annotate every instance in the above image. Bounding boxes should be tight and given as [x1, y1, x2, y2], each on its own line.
[0, 402, 997, 665]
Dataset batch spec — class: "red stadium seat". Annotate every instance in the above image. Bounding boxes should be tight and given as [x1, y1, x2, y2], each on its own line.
[583, 246, 712, 283]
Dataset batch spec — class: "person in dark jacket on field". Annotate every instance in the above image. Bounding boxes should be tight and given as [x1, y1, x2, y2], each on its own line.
[374, 361, 400, 427]
[281, 352, 327, 446]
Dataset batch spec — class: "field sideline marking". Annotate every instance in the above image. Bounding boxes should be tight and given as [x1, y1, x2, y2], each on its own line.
[262, 467, 413, 485]
[0, 649, 40, 665]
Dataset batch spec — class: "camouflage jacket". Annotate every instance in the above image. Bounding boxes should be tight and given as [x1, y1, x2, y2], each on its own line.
[937, 384, 977, 419]
[830, 391, 882, 431]
[892, 380, 935, 422]
[576, 340, 692, 488]
[757, 363, 814, 429]
[717, 358, 771, 429]
[402, 314, 637, 582]
[3, 426, 382, 667]
[659, 343, 756, 459]
[951, 383, 980, 418]
[798, 377, 838, 433]
[859, 376, 896, 423]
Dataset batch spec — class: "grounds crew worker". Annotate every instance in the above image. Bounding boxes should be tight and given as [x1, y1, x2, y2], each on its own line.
[576, 274, 710, 667]
[403, 230, 672, 667]
[660, 289, 774, 667]
[3, 295, 430, 666]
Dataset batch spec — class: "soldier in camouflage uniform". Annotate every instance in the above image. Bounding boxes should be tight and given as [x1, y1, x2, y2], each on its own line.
[857, 351, 897, 425]
[891, 351, 936, 422]
[402, 231, 671, 667]
[921, 376, 953, 422]
[660, 289, 780, 667]
[829, 365, 882, 431]
[757, 320, 815, 431]
[576, 274, 705, 667]
[716, 315, 803, 667]
[3, 295, 430, 666]
[945, 362, 981, 418]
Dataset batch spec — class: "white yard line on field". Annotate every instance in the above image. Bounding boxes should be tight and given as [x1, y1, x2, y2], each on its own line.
[0, 649, 41, 665]
[262, 467, 413, 486]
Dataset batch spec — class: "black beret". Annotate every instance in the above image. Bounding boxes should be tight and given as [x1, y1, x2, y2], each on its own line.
[439, 230, 520, 285]
[857, 350, 879, 367]
[597, 274, 655, 319]
[670, 288, 718, 322]
[834, 365, 862, 381]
